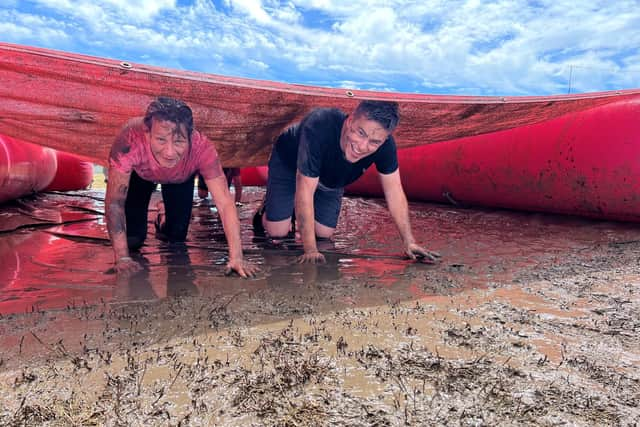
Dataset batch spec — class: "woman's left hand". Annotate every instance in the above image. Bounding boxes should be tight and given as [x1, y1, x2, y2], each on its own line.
[225, 258, 259, 278]
[405, 243, 442, 263]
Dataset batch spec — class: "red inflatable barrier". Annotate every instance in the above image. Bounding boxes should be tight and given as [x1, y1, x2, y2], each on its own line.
[44, 150, 94, 192]
[0, 134, 94, 204]
[0, 134, 57, 204]
[346, 99, 640, 222]
[240, 166, 268, 187]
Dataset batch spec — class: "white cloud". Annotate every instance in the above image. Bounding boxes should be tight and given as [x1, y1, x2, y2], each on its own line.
[32, 0, 176, 21]
[225, 0, 272, 24]
[0, 22, 34, 40]
[0, 10, 72, 45]
[245, 58, 269, 70]
[267, 1, 301, 23]
[1, 0, 639, 95]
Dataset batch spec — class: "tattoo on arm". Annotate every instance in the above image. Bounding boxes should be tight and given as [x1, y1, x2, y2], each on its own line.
[105, 171, 130, 238]
[109, 184, 128, 234]
[110, 211, 127, 234]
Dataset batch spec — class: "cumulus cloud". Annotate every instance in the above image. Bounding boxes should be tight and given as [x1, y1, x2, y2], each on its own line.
[32, 0, 176, 21]
[0, 9, 72, 46]
[224, 0, 271, 24]
[245, 58, 269, 70]
[1, 0, 639, 95]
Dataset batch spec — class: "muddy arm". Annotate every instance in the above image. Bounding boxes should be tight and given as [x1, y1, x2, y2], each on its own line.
[105, 167, 132, 261]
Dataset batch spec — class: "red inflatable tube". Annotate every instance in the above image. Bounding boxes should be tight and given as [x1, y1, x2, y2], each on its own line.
[0, 134, 57, 204]
[347, 99, 640, 222]
[0, 134, 94, 204]
[241, 98, 640, 222]
[44, 150, 94, 192]
[240, 166, 268, 186]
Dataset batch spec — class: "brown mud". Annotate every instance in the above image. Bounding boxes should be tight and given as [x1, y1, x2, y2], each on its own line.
[0, 185, 639, 426]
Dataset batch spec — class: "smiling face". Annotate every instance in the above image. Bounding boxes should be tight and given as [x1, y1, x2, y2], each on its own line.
[146, 118, 189, 168]
[339, 113, 391, 163]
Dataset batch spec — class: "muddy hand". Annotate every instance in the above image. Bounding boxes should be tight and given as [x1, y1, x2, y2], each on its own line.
[405, 243, 442, 263]
[297, 250, 326, 264]
[115, 256, 143, 274]
[225, 259, 259, 278]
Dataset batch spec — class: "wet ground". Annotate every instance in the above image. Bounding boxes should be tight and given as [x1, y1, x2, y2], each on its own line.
[1, 183, 639, 425]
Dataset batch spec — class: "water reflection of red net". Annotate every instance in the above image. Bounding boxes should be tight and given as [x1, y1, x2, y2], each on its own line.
[340, 256, 408, 287]
[0, 231, 114, 314]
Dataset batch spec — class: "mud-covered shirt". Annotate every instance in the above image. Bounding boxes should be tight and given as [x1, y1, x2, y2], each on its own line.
[109, 118, 223, 184]
[274, 108, 398, 189]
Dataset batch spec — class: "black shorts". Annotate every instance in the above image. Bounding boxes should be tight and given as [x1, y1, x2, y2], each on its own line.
[265, 149, 343, 228]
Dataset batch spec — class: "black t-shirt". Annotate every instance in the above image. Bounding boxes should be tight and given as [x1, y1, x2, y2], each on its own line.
[274, 108, 398, 189]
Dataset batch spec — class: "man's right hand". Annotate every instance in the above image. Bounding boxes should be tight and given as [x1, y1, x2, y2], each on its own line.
[297, 250, 326, 264]
[115, 256, 142, 274]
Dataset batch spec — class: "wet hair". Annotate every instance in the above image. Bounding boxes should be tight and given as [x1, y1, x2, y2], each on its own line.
[143, 96, 194, 140]
[353, 100, 400, 132]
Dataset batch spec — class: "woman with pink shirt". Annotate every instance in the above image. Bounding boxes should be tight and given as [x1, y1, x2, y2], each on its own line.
[105, 96, 257, 278]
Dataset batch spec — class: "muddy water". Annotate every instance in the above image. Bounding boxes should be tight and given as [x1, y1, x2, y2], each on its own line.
[1, 188, 639, 424]
[2, 188, 636, 315]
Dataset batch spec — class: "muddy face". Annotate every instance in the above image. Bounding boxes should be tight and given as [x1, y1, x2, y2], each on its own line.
[340, 114, 390, 163]
[147, 119, 189, 168]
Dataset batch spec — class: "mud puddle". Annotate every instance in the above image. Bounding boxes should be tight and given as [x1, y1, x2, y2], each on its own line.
[1, 187, 639, 425]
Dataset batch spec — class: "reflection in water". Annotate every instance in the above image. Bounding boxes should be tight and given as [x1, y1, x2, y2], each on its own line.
[114, 244, 199, 300]
[0, 233, 26, 289]
[1, 188, 640, 317]
[0, 230, 114, 313]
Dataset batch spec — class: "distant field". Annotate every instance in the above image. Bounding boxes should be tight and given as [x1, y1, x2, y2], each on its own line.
[91, 171, 107, 190]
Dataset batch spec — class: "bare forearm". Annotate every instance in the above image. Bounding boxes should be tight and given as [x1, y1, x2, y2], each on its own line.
[217, 201, 243, 260]
[106, 204, 130, 259]
[294, 172, 321, 253]
[387, 192, 415, 245]
[206, 175, 244, 260]
[105, 173, 131, 260]
[295, 190, 317, 253]
[380, 171, 415, 245]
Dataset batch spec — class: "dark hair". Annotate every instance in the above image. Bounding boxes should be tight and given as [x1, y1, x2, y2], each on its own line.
[143, 96, 194, 140]
[354, 100, 400, 132]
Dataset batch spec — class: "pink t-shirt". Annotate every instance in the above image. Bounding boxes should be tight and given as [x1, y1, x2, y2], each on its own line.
[109, 118, 223, 184]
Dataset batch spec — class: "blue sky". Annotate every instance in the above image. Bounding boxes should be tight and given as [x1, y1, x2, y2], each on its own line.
[1, 0, 639, 96]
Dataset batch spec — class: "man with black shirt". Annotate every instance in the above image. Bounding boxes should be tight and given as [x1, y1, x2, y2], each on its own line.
[256, 100, 441, 264]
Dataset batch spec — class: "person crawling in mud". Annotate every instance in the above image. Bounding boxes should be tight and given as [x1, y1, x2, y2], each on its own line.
[105, 96, 258, 277]
[255, 100, 442, 264]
